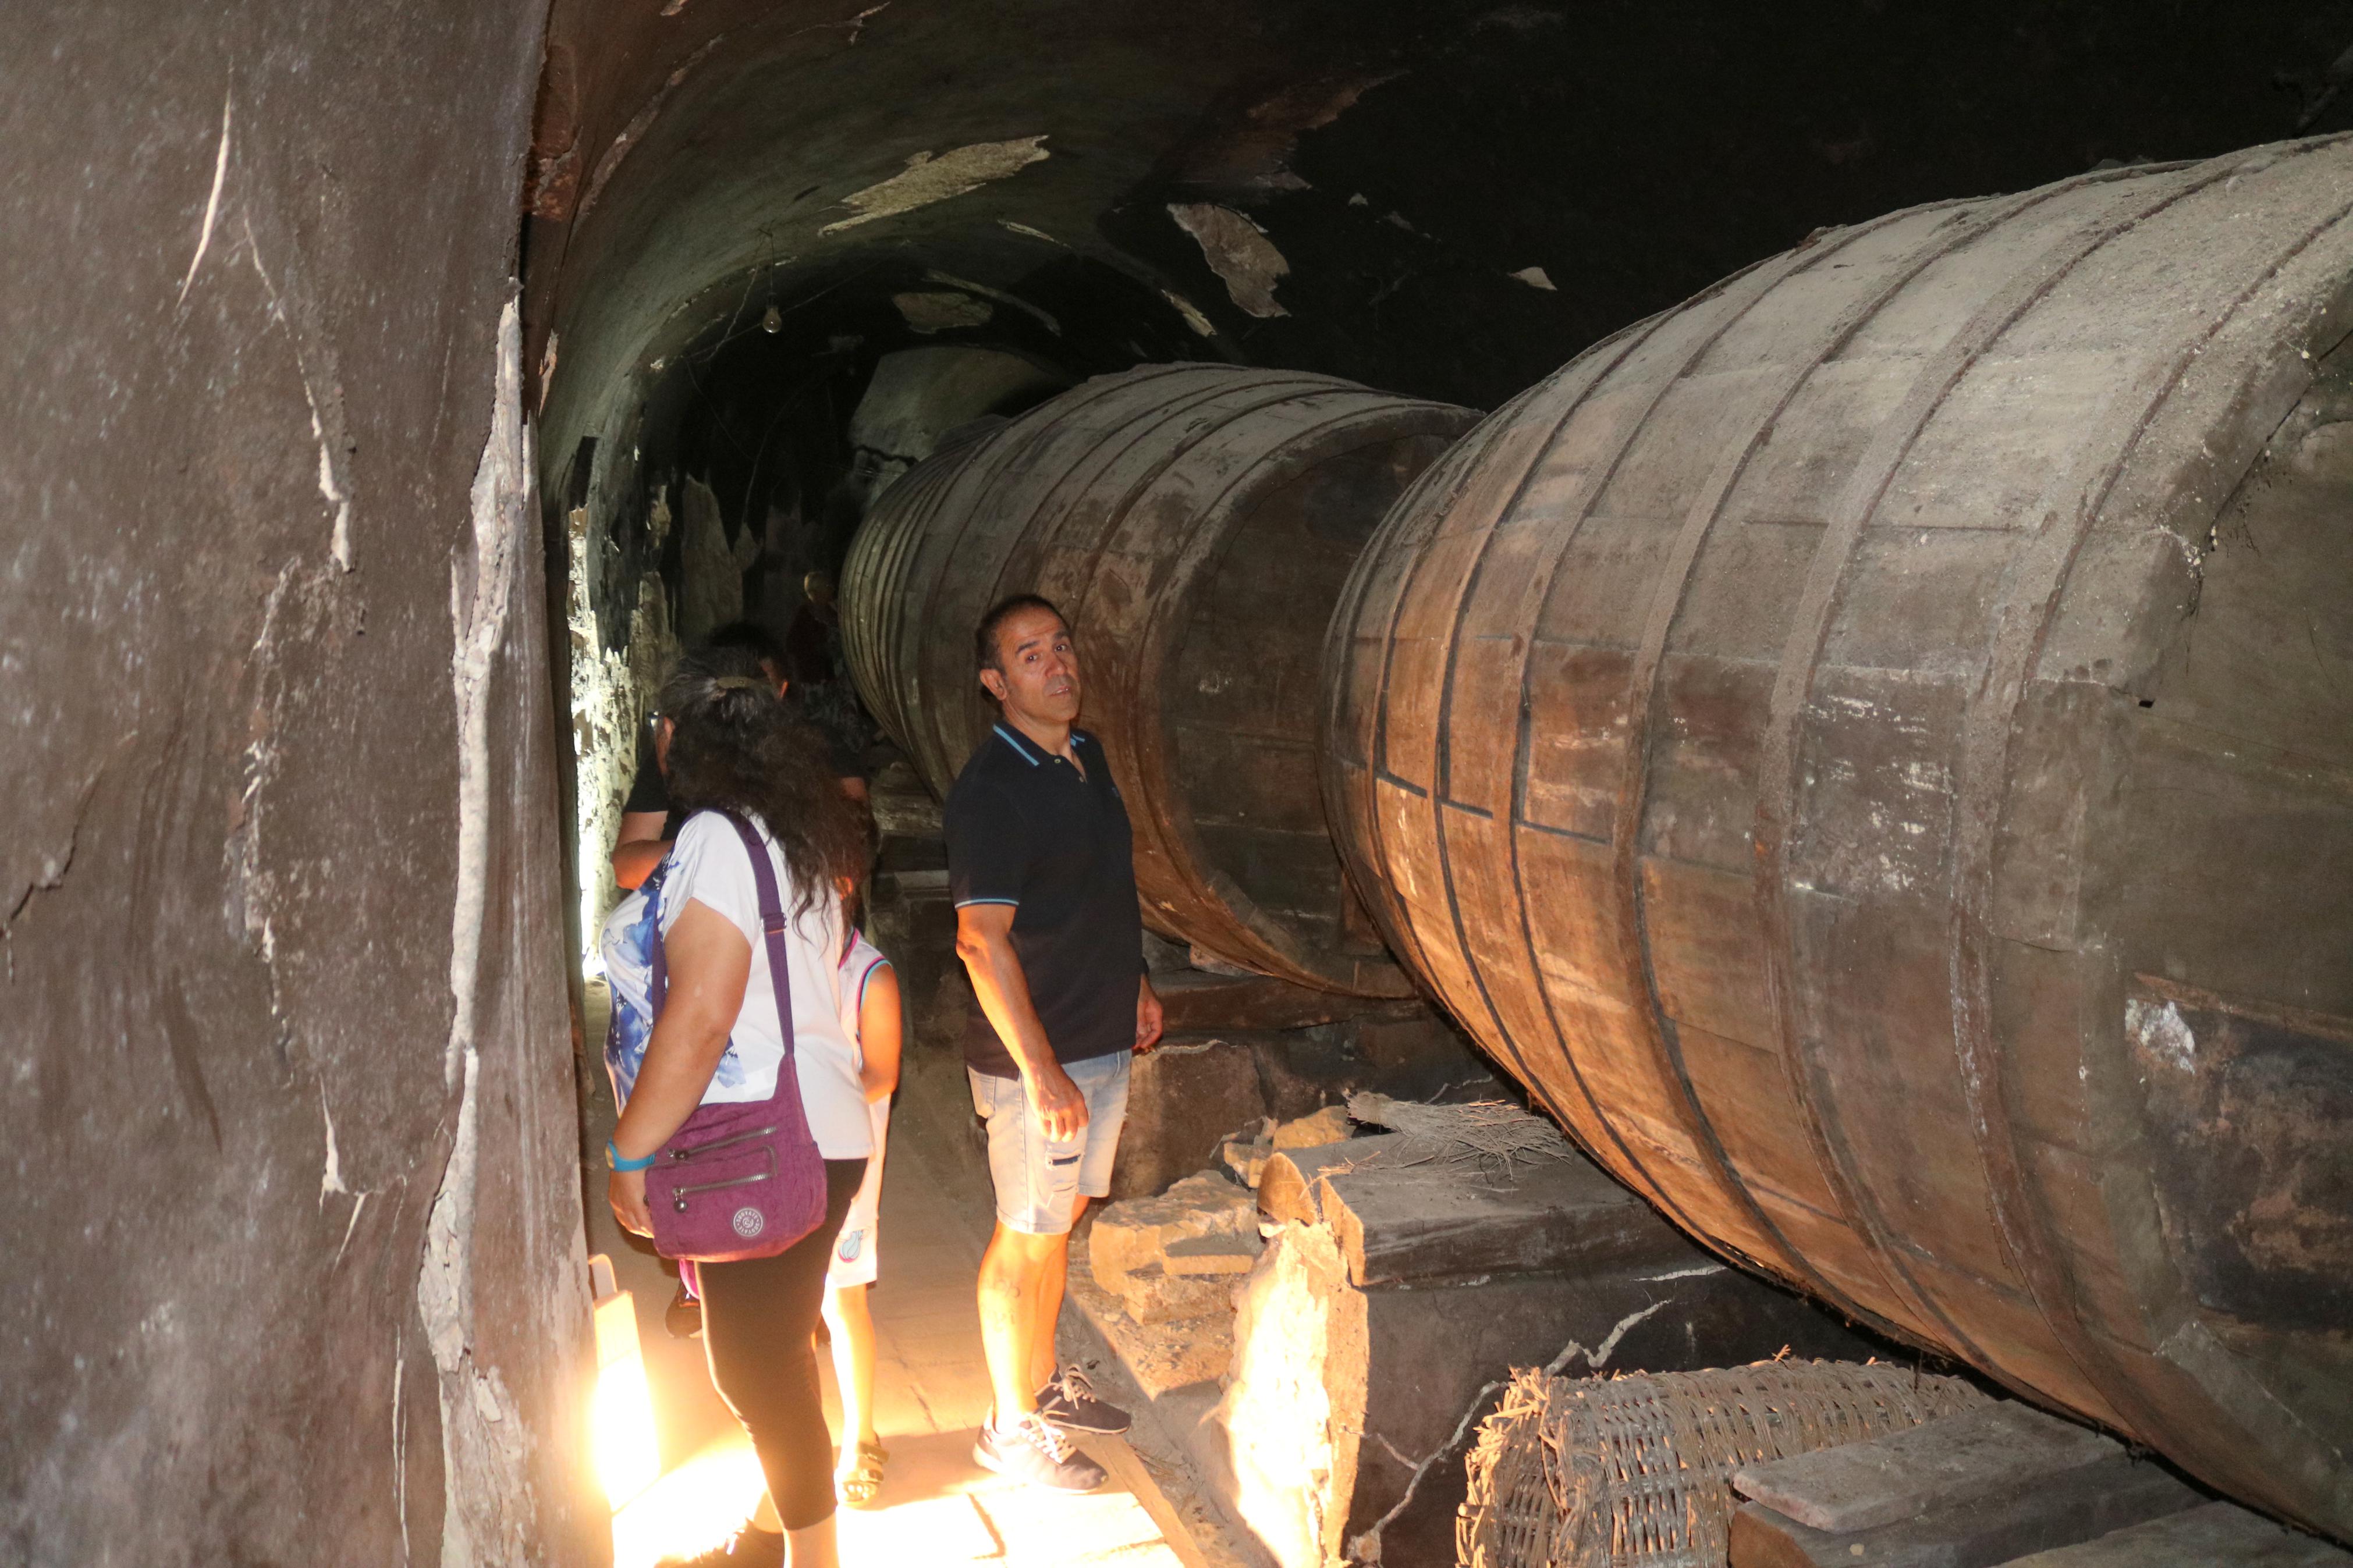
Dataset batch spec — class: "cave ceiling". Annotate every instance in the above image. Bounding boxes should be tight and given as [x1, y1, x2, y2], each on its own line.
[525, 0, 2353, 494]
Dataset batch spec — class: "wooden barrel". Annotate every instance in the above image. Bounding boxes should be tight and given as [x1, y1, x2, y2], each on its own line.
[844, 362, 1477, 993]
[1323, 137, 2353, 1537]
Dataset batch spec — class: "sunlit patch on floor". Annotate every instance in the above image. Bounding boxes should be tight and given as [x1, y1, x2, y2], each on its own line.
[611, 1438, 767, 1568]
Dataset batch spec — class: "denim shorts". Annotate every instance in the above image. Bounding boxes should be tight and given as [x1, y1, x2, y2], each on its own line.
[968, 1051, 1131, 1236]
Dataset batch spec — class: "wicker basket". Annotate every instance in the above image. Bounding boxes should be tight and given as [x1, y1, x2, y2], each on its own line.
[1457, 1359, 1987, 1568]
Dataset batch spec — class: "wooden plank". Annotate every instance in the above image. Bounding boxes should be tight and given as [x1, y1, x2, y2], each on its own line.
[1992, 1502, 2353, 1567]
[1153, 970, 1410, 1033]
[1318, 1149, 1692, 1286]
[1255, 1136, 1403, 1226]
[1732, 1401, 2116, 1533]
[1729, 1453, 2197, 1568]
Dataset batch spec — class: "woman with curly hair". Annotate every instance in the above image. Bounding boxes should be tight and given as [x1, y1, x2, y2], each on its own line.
[601, 645, 874, 1568]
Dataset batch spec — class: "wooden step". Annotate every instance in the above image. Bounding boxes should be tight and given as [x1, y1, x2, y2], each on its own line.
[1994, 1501, 2353, 1566]
[1734, 1401, 2120, 1532]
[1729, 1401, 2202, 1568]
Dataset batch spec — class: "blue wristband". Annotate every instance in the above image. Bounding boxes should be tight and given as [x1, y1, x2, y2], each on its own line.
[609, 1139, 658, 1173]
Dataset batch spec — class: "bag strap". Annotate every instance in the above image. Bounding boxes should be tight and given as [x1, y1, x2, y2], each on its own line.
[644, 812, 809, 1115]
[717, 810, 803, 1111]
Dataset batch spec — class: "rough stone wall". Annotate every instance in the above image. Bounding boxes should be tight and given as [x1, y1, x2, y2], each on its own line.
[565, 477, 675, 962]
[0, 5, 601, 1564]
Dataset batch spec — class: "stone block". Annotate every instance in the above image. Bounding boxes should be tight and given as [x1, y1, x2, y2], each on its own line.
[917, 960, 976, 1057]
[1348, 1007, 1503, 1100]
[1068, 1252, 1234, 1398]
[1255, 1135, 1405, 1225]
[1201, 1225, 1878, 1568]
[1318, 1146, 1690, 1287]
[1219, 1134, 1273, 1189]
[1116, 1261, 1241, 1324]
[1165, 1232, 1262, 1276]
[1272, 1105, 1353, 1149]
[1248, 1026, 1372, 1120]
[1187, 943, 1261, 976]
[1734, 1400, 2123, 1533]
[1990, 1502, 2353, 1567]
[867, 760, 945, 838]
[1726, 1399, 2210, 1568]
[1141, 929, 1192, 975]
[1090, 1172, 1258, 1298]
[1107, 1036, 1270, 1199]
[1730, 1455, 2198, 1568]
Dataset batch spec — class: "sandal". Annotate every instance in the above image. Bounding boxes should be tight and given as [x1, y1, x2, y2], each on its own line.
[837, 1439, 888, 1509]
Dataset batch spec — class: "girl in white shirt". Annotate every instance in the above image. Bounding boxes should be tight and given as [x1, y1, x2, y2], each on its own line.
[821, 929, 900, 1509]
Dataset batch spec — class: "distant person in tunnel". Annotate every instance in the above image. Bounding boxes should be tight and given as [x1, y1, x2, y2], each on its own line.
[947, 593, 1165, 1494]
[612, 618, 869, 893]
[601, 648, 874, 1568]
[786, 569, 875, 772]
[784, 569, 841, 694]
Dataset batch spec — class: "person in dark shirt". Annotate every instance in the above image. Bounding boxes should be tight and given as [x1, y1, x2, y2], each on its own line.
[611, 620, 868, 891]
[946, 593, 1163, 1494]
[783, 570, 840, 692]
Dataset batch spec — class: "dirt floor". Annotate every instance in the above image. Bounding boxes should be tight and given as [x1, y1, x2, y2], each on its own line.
[581, 979, 1252, 1567]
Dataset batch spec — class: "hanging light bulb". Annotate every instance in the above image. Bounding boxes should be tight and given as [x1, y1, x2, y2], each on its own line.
[761, 304, 782, 334]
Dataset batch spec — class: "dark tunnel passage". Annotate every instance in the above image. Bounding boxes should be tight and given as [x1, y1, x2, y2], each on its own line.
[528, 0, 2353, 959]
[9, 2, 2353, 1563]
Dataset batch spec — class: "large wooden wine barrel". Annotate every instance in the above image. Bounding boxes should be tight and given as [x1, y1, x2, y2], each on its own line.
[845, 362, 1477, 993]
[1323, 137, 2353, 1536]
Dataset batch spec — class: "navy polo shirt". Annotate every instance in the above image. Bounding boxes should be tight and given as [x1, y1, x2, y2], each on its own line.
[945, 722, 1144, 1078]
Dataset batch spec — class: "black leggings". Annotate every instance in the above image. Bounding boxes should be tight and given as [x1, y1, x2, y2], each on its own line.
[698, 1157, 868, 1531]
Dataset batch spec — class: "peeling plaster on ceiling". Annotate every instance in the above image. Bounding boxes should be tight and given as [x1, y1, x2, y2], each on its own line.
[1509, 266, 1556, 290]
[925, 270, 1059, 335]
[998, 219, 1067, 246]
[1160, 289, 1218, 338]
[893, 289, 995, 333]
[1168, 202, 1292, 319]
[821, 135, 1052, 234]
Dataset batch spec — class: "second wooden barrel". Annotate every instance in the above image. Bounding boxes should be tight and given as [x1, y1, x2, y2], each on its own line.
[844, 362, 1477, 993]
[1325, 138, 2353, 1535]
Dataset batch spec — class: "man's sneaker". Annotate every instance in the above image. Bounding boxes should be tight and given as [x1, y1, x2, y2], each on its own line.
[973, 1413, 1108, 1493]
[1036, 1364, 1132, 1435]
[656, 1523, 782, 1567]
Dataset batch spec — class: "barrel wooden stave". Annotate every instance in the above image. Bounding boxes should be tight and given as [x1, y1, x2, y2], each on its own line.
[1324, 138, 2353, 1536]
[846, 364, 1476, 993]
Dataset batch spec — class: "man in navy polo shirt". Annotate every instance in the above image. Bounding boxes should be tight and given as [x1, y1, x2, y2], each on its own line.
[947, 593, 1164, 1493]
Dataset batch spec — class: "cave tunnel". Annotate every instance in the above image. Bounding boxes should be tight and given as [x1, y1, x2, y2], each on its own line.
[9, 2, 2353, 1563]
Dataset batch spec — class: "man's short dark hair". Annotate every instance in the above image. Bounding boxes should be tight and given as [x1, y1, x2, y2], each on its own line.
[975, 593, 1067, 673]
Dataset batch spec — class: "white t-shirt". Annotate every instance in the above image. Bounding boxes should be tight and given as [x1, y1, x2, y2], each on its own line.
[599, 811, 872, 1160]
[837, 930, 890, 1053]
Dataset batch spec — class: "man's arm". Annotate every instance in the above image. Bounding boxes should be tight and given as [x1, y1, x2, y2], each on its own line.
[954, 903, 1088, 1139]
[610, 810, 671, 890]
[1135, 973, 1163, 1054]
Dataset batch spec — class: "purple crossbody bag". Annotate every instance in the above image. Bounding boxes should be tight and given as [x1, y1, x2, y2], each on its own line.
[640, 810, 829, 1263]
